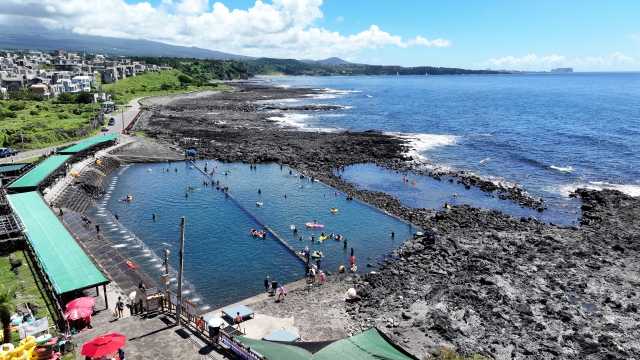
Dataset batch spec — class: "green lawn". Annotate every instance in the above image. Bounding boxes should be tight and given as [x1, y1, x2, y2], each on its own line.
[101, 69, 229, 104]
[0, 251, 61, 344]
[0, 100, 101, 150]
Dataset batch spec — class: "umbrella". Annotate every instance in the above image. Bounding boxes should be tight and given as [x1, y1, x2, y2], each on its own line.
[64, 307, 93, 320]
[81, 333, 126, 358]
[66, 297, 95, 310]
[203, 315, 225, 328]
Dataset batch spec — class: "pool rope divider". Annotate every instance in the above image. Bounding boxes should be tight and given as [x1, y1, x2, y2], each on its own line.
[189, 160, 307, 264]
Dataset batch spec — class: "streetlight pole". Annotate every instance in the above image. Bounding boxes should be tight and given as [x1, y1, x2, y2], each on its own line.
[175, 217, 185, 326]
[121, 104, 125, 143]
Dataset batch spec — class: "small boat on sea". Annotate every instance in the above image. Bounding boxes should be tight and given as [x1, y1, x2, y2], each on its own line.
[306, 222, 324, 228]
[126, 261, 136, 269]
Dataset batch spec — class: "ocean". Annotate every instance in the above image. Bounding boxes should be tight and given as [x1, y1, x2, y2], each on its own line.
[263, 73, 640, 224]
[94, 73, 640, 310]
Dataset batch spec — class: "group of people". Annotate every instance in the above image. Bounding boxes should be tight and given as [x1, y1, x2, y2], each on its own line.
[263, 276, 287, 301]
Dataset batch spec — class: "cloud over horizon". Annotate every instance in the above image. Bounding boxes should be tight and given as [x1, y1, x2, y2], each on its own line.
[0, 0, 451, 59]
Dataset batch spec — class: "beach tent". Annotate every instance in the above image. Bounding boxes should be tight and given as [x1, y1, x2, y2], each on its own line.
[186, 149, 197, 156]
[233, 327, 417, 360]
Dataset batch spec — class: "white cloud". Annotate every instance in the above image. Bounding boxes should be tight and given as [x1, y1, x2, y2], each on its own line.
[0, 0, 450, 59]
[609, 51, 634, 64]
[334, 16, 344, 22]
[573, 52, 634, 67]
[371, 57, 380, 63]
[483, 54, 565, 67]
[174, 0, 208, 14]
[406, 36, 451, 47]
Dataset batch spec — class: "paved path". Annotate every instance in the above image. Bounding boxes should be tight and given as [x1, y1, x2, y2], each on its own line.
[72, 313, 235, 360]
[0, 98, 142, 165]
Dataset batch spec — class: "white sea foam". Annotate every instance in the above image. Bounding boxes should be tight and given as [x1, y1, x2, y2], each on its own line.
[268, 113, 312, 128]
[550, 165, 574, 173]
[113, 244, 126, 248]
[556, 181, 640, 198]
[389, 132, 460, 161]
[275, 85, 291, 88]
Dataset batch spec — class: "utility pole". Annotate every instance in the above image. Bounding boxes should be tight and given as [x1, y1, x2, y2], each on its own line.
[121, 105, 125, 143]
[20, 127, 24, 150]
[164, 249, 170, 293]
[175, 217, 185, 326]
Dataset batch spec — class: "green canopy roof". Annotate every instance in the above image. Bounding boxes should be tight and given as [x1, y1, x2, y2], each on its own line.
[8, 155, 70, 191]
[234, 328, 417, 360]
[7, 192, 108, 294]
[59, 134, 120, 154]
[0, 164, 27, 173]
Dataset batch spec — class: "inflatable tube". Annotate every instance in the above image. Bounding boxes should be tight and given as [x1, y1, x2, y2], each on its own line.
[8, 346, 25, 358]
[9, 349, 29, 360]
[30, 346, 53, 359]
[305, 223, 324, 228]
[331, 208, 338, 213]
[19, 336, 36, 350]
[35, 334, 52, 345]
[0, 343, 14, 355]
[126, 261, 136, 269]
[38, 338, 56, 348]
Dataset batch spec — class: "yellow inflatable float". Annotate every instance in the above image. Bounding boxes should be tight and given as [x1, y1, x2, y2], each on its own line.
[330, 208, 338, 213]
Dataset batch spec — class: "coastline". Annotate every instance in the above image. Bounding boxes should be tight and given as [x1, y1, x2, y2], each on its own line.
[81, 84, 640, 358]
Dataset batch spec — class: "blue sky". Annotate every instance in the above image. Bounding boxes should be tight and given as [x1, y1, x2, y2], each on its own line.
[3, 0, 639, 70]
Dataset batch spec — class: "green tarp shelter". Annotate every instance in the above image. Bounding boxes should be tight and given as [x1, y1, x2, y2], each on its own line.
[8, 155, 70, 191]
[233, 328, 417, 360]
[59, 134, 120, 154]
[7, 192, 108, 294]
[0, 164, 27, 173]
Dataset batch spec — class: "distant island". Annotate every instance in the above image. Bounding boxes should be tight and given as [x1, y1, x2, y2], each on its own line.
[550, 68, 573, 73]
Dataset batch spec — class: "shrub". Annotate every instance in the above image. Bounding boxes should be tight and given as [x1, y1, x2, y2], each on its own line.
[178, 74, 192, 83]
[72, 107, 83, 115]
[75, 91, 93, 104]
[8, 102, 26, 111]
[58, 113, 69, 119]
[57, 93, 75, 104]
[4, 111, 17, 118]
[160, 83, 172, 90]
[30, 109, 39, 116]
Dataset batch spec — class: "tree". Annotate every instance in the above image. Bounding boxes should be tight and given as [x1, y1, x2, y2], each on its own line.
[0, 285, 16, 345]
[75, 91, 93, 104]
[177, 74, 192, 84]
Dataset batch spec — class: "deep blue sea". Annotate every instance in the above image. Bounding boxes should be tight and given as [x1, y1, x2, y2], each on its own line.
[92, 73, 640, 311]
[262, 73, 640, 224]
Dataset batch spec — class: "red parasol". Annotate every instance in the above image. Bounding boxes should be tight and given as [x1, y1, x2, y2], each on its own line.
[64, 307, 93, 320]
[81, 333, 126, 358]
[66, 296, 96, 310]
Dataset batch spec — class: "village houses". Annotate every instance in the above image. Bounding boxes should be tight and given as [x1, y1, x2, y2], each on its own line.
[0, 50, 172, 99]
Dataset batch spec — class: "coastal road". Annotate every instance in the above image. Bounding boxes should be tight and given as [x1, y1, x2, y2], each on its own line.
[0, 98, 143, 164]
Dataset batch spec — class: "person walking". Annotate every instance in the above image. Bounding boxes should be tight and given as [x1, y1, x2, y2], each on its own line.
[316, 258, 322, 270]
[264, 276, 270, 292]
[116, 297, 124, 318]
[271, 279, 278, 295]
[319, 270, 326, 284]
[309, 267, 316, 283]
[350, 255, 355, 267]
[235, 312, 243, 332]
[277, 285, 286, 302]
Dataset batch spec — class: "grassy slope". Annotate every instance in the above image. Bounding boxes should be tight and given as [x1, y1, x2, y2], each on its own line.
[0, 252, 60, 335]
[0, 70, 228, 150]
[101, 69, 229, 104]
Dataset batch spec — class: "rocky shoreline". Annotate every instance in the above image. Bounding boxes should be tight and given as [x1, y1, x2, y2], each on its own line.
[127, 85, 640, 359]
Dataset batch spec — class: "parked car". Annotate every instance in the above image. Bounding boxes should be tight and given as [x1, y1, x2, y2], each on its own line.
[101, 126, 109, 132]
[108, 117, 116, 125]
[103, 108, 111, 114]
[0, 148, 19, 158]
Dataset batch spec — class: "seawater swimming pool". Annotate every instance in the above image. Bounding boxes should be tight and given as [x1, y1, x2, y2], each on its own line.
[90, 160, 411, 310]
